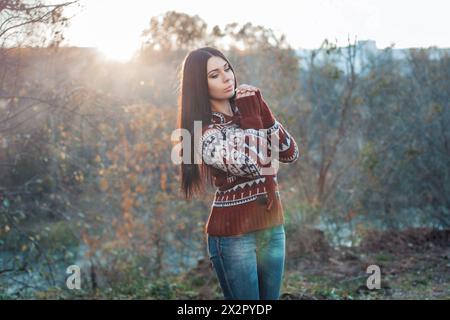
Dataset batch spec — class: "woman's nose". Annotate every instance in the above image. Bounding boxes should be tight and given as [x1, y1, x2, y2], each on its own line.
[223, 73, 233, 82]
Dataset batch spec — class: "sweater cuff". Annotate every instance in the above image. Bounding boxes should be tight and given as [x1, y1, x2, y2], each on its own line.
[255, 90, 276, 128]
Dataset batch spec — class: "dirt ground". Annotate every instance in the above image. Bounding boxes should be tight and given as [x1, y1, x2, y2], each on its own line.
[181, 227, 450, 300]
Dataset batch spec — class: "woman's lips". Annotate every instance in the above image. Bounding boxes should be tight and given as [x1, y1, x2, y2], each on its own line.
[224, 85, 234, 92]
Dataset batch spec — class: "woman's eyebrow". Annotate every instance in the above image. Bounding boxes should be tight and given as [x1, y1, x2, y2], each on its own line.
[208, 62, 228, 75]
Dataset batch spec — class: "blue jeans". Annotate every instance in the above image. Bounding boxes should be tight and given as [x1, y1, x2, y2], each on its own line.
[207, 224, 286, 300]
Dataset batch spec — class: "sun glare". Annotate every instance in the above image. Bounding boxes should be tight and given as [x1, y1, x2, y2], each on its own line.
[64, 0, 157, 62]
[96, 39, 140, 62]
[63, 0, 450, 58]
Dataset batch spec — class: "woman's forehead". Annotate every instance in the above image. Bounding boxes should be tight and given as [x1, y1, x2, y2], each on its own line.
[207, 56, 228, 71]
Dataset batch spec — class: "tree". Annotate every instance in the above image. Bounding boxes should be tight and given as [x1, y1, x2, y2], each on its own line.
[141, 10, 208, 53]
[0, 0, 79, 47]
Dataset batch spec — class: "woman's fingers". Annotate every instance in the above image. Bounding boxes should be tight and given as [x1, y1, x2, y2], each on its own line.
[235, 84, 259, 99]
[236, 84, 259, 92]
[235, 90, 256, 99]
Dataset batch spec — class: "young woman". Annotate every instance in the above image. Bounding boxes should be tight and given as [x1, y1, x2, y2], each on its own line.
[177, 47, 299, 300]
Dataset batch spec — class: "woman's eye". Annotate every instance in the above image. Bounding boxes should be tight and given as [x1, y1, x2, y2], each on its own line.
[211, 68, 231, 79]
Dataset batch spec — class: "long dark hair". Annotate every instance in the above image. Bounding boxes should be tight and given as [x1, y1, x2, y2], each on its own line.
[176, 47, 238, 200]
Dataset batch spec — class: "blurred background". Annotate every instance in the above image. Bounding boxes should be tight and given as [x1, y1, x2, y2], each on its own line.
[0, 0, 449, 299]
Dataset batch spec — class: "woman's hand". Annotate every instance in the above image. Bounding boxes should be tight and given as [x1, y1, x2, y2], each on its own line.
[235, 85, 276, 128]
[234, 84, 263, 129]
[235, 84, 259, 99]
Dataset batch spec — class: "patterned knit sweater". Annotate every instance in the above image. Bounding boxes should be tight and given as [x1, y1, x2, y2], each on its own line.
[199, 91, 299, 236]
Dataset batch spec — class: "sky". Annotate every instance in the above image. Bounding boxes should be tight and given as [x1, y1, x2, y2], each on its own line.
[61, 0, 450, 61]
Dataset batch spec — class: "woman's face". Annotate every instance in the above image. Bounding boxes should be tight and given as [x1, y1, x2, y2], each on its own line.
[206, 56, 235, 100]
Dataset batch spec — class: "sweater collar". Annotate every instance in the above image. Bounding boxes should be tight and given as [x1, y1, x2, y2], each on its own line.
[211, 103, 241, 124]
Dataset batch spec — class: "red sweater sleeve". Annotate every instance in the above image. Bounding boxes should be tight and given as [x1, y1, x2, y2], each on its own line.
[255, 91, 299, 163]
